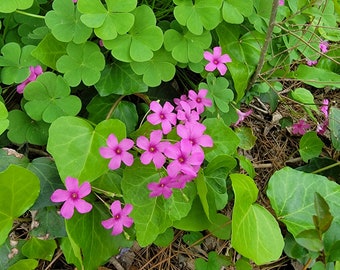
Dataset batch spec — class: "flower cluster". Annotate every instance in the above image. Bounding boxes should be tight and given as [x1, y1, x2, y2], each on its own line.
[17, 65, 43, 94]
[203, 46, 231, 76]
[305, 40, 330, 67]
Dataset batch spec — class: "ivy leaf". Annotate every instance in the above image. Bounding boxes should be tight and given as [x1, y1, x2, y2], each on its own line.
[0, 102, 9, 136]
[164, 21, 211, 63]
[121, 161, 196, 246]
[47, 117, 127, 182]
[0, 0, 34, 13]
[222, 0, 254, 24]
[22, 238, 57, 261]
[7, 259, 38, 270]
[173, 0, 223, 35]
[0, 165, 40, 245]
[231, 174, 284, 265]
[23, 72, 82, 123]
[78, 0, 137, 40]
[7, 110, 50, 146]
[56, 42, 105, 86]
[130, 47, 177, 87]
[299, 132, 324, 162]
[94, 63, 148, 96]
[234, 127, 257, 150]
[199, 74, 234, 113]
[104, 5, 163, 62]
[0, 43, 40, 84]
[45, 0, 92, 44]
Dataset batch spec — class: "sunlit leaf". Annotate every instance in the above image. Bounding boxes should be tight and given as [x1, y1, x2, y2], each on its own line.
[0, 0, 34, 13]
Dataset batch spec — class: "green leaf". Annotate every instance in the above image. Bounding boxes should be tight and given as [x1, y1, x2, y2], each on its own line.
[7, 259, 38, 270]
[0, 0, 34, 13]
[23, 72, 82, 123]
[299, 131, 324, 162]
[207, 213, 231, 240]
[56, 41, 105, 86]
[234, 127, 257, 150]
[173, 0, 223, 35]
[0, 148, 29, 172]
[203, 118, 240, 161]
[60, 238, 82, 269]
[237, 155, 256, 178]
[0, 43, 40, 84]
[104, 5, 163, 62]
[222, 0, 253, 24]
[130, 47, 177, 87]
[313, 192, 333, 234]
[45, 0, 92, 44]
[0, 102, 9, 136]
[284, 233, 309, 260]
[7, 110, 50, 145]
[199, 74, 234, 113]
[182, 231, 203, 245]
[329, 107, 340, 151]
[195, 251, 231, 269]
[153, 228, 174, 247]
[94, 63, 148, 96]
[267, 167, 340, 237]
[31, 33, 67, 70]
[295, 229, 323, 252]
[164, 21, 211, 63]
[47, 117, 127, 182]
[231, 174, 284, 265]
[22, 238, 57, 261]
[78, 0, 137, 40]
[66, 203, 133, 270]
[121, 161, 196, 246]
[0, 165, 40, 245]
[290, 87, 318, 113]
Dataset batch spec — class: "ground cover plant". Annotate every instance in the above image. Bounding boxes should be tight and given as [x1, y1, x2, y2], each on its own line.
[0, 0, 339, 269]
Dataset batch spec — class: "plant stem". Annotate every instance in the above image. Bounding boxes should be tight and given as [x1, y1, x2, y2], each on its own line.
[105, 95, 125, 120]
[15, 10, 45, 19]
[246, 0, 279, 91]
[312, 161, 340, 174]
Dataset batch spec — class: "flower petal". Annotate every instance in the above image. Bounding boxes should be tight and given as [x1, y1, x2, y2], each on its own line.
[121, 203, 133, 216]
[203, 51, 214, 61]
[121, 216, 134, 227]
[136, 136, 149, 150]
[213, 46, 222, 57]
[102, 218, 114, 229]
[121, 152, 134, 166]
[120, 138, 134, 151]
[205, 62, 217, 72]
[150, 130, 162, 144]
[51, 189, 69, 202]
[147, 113, 161, 125]
[65, 177, 79, 191]
[220, 54, 232, 63]
[99, 147, 114, 159]
[112, 222, 123, 235]
[140, 151, 153, 165]
[78, 181, 91, 198]
[60, 199, 75, 219]
[108, 157, 122, 170]
[74, 199, 92, 214]
[217, 64, 227, 76]
[107, 134, 118, 149]
[110, 200, 122, 216]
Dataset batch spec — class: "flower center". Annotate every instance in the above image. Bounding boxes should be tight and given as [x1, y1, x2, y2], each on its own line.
[213, 59, 219, 65]
[71, 192, 78, 200]
[159, 113, 165, 119]
[178, 156, 185, 163]
[114, 214, 121, 220]
[115, 147, 122, 154]
[196, 97, 202, 103]
[149, 146, 156, 153]
[189, 139, 195, 145]
[160, 183, 165, 188]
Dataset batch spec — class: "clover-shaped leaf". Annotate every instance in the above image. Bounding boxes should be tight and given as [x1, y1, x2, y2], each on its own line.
[7, 110, 50, 145]
[173, 0, 223, 35]
[130, 47, 177, 87]
[78, 0, 137, 40]
[56, 42, 105, 86]
[0, 42, 41, 84]
[222, 0, 253, 24]
[0, 0, 33, 13]
[0, 102, 9, 136]
[23, 72, 81, 123]
[164, 21, 211, 63]
[104, 5, 163, 62]
[45, 0, 92, 44]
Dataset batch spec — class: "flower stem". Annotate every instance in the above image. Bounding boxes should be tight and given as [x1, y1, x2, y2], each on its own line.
[312, 161, 340, 174]
[105, 95, 126, 120]
[15, 10, 45, 19]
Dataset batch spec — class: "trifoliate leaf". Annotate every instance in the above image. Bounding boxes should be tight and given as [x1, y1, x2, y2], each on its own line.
[0, 0, 34, 13]
[56, 41, 105, 86]
[222, 0, 253, 24]
[23, 72, 82, 123]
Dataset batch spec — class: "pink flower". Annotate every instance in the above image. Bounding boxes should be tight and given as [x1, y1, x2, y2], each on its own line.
[278, 0, 284, 5]
[292, 120, 311, 135]
[165, 139, 204, 177]
[168, 171, 195, 189]
[174, 94, 189, 111]
[306, 59, 318, 66]
[317, 120, 329, 135]
[17, 65, 43, 94]
[147, 101, 177, 134]
[136, 130, 170, 168]
[147, 176, 173, 199]
[319, 41, 329, 53]
[188, 89, 212, 114]
[234, 109, 252, 126]
[203, 46, 232, 76]
[50, 177, 92, 219]
[73, 0, 78, 3]
[102, 200, 134, 235]
[176, 101, 200, 124]
[320, 99, 329, 119]
[100, 134, 134, 170]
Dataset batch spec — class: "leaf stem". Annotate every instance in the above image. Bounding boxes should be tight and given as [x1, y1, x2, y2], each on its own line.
[246, 0, 279, 91]
[15, 10, 45, 19]
[105, 95, 126, 120]
[312, 161, 340, 174]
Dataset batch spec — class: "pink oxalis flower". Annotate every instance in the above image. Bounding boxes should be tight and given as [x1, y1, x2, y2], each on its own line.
[292, 119, 311, 135]
[136, 130, 170, 168]
[100, 134, 134, 170]
[176, 100, 200, 124]
[278, 0, 284, 5]
[51, 177, 92, 219]
[319, 41, 329, 53]
[204, 46, 232, 76]
[102, 200, 134, 235]
[188, 89, 212, 114]
[234, 109, 253, 126]
[306, 59, 318, 66]
[147, 101, 177, 134]
[17, 65, 43, 94]
[148, 176, 174, 199]
[317, 99, 330, 135]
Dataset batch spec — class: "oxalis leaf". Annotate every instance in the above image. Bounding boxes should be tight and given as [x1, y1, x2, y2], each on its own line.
[23, 72, 82, 123]
[0, 165, 40, 245]
[230, 174, 284, 265]
[121, 161, 197, 247]
[78, 0, 137, 40]
[173, 0, 223, 35]
[45, 0, 92, 44]
[0, 0, 33, 13]
[222, 0, 254, 24]
[104, 5, 163, 63]
[0, 102, 9, 136]
[47, 117, 127, 182]
[56, 41, 105, 87]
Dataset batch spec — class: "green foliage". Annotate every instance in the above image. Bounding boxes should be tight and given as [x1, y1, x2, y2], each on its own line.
[299, 132, 324, 162]
[234, 127, 257, 150]
[329, 107, 340, 150]
[231, 174, 284, 265]
[22, 238, 57, 261]
[222, 0, 253, 24]
[292, 66, 340, 88]
[0, 165, 40, 245]
[195, 251, 231, 269]
[7, 259, 38, 270]
[0, 102, 9, 136]
[0, 0, 33, 13]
